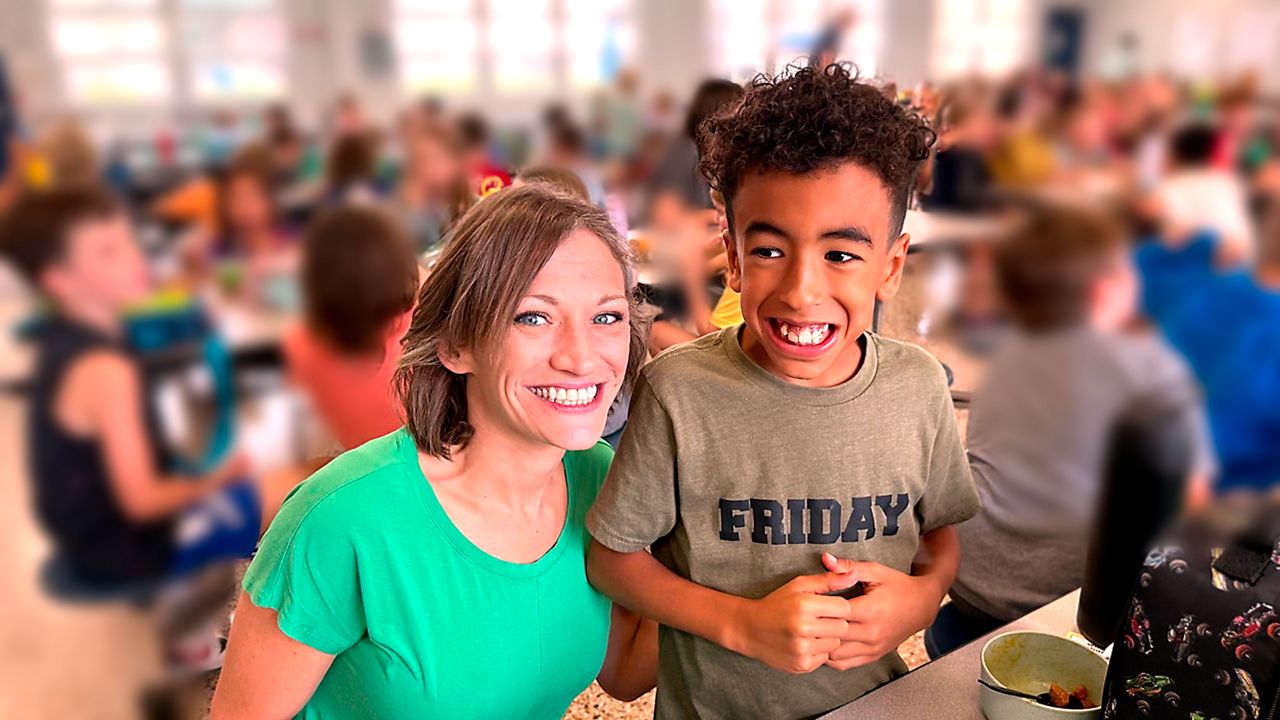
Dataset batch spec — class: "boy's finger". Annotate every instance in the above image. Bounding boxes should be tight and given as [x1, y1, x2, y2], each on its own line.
[830, 559, 900, 586]
[806, 618, 850, 639]
[805, 593, 858, 620]
[820, 552, 857, 574]
[785, 570, 859, 596]
[826, 638, 877, 659]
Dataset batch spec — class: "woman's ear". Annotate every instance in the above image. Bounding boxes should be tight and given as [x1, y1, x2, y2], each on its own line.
[437, 340, 475, 375]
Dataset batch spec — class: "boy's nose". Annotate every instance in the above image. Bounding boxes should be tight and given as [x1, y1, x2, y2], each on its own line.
[776, 258, 826, 309]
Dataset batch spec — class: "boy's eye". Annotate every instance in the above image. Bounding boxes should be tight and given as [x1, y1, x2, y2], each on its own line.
[750, 247, 783, 259]
[825, 250, 861, 264]
[593, 312, 625, 325]
[514, 312, 550, 327]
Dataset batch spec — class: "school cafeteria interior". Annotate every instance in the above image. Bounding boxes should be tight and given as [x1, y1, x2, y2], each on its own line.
[2, 0, 1279, 718]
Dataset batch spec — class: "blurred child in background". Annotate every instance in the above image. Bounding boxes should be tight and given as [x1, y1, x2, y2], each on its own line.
[0, 189, 269, 586]
[1153, 123, 1253, 264]
[323, 133, 382, 206]
[542, 121, 607, 207]
[0, 189, 310, 674]
[457, 113, 511, 197]
[393, 124, 474, 254]
[1140, 197, 1280, 492]
[516, 164, 592, 202]
[931, 205, 1214, 657]
[283, 206, 421, 451]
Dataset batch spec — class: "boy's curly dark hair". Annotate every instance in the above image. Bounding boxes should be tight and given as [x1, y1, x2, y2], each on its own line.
[698, 64, 935, 238]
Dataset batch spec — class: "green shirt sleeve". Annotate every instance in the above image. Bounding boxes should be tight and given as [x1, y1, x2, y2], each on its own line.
[586, 373, 679, 552]
[242, 482, 367, 655]
[917, 388, 981, 535]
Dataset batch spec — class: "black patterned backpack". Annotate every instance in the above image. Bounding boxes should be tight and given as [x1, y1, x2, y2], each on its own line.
[1100, 500, 1280, 720]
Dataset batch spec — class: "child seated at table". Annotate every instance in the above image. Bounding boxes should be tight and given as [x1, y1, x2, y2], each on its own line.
[931, 205, 1215, 657]
[179, 146, 298, 301]
[283, 205, 420, 450]
[1137, 197, 1280, 492]
[0, 188, 311, 668]
[1151, 123, 1253, 265]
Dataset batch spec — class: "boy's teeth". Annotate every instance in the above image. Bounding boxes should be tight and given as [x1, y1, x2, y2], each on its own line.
[777, 322, 831, 347]
[533, 385, 598, 406]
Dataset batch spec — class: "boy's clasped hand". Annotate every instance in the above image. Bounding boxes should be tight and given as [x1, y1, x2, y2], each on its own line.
[728, 553, 948, 675]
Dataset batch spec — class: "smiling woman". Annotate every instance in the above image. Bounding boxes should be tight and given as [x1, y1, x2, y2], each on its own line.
[210, 185, 657, 720]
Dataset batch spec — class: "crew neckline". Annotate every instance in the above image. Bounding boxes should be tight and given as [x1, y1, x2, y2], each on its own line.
[403, 429, 574, 578]
[718, 324, 880, 407]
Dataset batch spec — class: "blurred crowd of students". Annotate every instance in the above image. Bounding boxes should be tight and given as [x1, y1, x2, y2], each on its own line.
[0, 57, 1279, 709]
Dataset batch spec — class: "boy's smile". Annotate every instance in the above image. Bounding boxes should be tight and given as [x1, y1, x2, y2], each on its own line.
[724, 163, 909, 387]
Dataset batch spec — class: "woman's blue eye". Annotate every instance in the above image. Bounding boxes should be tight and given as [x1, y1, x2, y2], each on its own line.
[593, 312, 624, 325]
[826, 250, 859, 264]
[515, 312, 549, 326]
[751, 247, 783, 259]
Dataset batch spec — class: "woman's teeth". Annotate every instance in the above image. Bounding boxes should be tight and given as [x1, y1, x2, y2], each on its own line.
[531, 385, 599, 406]
[777, 322, 832, 347]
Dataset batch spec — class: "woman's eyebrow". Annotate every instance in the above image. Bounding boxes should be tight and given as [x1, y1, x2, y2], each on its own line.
[526, 294, 627, 305]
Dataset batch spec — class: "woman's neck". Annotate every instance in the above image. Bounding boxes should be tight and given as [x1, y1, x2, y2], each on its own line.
[423, 420, 566, 512]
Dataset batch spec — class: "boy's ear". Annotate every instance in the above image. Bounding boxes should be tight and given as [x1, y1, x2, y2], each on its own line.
[437, 339, 475, 376]
[876, 232, 910, 302]
[721, 229, 743, 293]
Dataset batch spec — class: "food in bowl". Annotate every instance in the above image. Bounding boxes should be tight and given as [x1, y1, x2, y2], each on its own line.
[1040, 683, 1095, 709]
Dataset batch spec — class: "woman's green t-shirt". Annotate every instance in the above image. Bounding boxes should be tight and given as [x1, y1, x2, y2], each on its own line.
[242, 428, 615, 719]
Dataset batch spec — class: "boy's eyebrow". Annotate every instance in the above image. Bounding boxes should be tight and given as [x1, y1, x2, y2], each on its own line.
[742, 221, 792, 240]
[742, 221, 875, 247]
[820, 227, 875, 247]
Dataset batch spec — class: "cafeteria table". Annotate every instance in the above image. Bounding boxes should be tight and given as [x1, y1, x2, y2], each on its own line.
[821, 589, 1089, 720]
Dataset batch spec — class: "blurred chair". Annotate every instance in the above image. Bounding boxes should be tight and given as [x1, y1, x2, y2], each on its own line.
[1077, 393, 1194, 646]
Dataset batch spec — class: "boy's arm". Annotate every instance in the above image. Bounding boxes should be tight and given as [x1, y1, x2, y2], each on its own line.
[819, 526, 961, 670]
[71, 351, 247, 521]
[588, 540, 858, 674]
[596, 603, 658, 702]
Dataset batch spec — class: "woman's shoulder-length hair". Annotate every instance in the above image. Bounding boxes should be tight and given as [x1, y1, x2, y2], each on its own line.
[394, 183, 649, 459]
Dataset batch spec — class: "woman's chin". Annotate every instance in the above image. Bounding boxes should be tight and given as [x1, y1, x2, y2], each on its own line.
[542, 426, 610, 452]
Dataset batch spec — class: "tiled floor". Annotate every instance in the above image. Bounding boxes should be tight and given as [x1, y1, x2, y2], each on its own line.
[4, 253, 982, 719]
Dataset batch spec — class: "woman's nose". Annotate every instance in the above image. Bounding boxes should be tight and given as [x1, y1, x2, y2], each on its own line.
[549, 322, 599, 376]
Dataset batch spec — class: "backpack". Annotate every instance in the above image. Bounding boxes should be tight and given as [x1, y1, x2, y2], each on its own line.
[1100, 499, 1280, 720]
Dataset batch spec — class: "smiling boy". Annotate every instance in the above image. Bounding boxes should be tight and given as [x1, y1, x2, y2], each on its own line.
[586, 65, 980, 719]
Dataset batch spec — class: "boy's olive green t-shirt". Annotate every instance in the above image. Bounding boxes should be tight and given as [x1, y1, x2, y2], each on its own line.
[243, 428, 614, 720]
[586, 327, 979, 720]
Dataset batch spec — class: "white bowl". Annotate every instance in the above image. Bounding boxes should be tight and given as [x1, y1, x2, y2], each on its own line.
[979, 631, 1108, 720]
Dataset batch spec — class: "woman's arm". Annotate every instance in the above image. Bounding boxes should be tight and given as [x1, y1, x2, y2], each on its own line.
[210, 593, 335, 720]
[596, 604, 658, 702]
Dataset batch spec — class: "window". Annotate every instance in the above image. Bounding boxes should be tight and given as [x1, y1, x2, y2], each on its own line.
[932, 0, 1029, 79]
[489, 0, 555, 92]
[711, 0, 882, 83]
[49, 0, 173, 104]
[564, 0, 634, 88]
[395, 0, 633, 96]
[397, 0, 481, 94]
[181, 0, 287, 101]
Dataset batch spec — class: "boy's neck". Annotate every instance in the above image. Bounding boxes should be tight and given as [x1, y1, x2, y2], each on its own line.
[57, 299, 124, 338]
